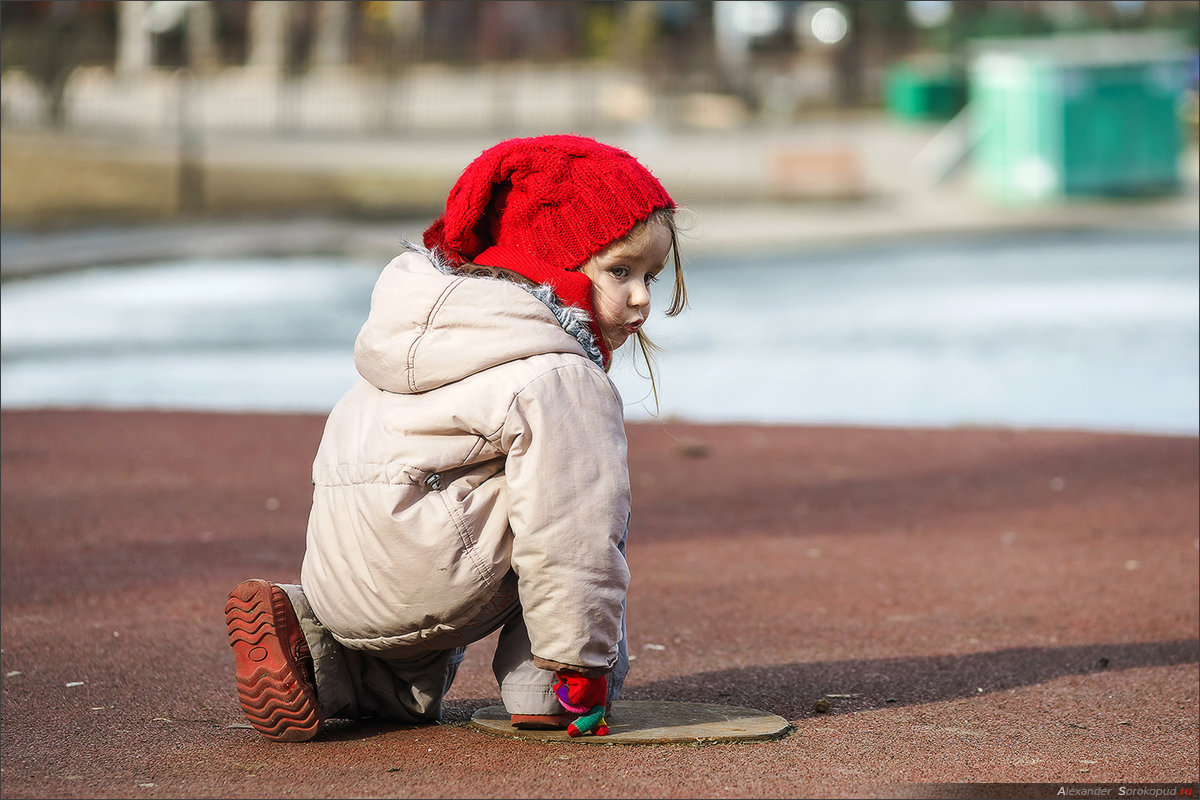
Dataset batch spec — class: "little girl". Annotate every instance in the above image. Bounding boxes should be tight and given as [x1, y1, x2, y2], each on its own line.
[224, 134, 686, 741]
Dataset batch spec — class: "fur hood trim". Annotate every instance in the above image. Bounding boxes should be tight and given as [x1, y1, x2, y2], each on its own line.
[404, 241, 606, 370]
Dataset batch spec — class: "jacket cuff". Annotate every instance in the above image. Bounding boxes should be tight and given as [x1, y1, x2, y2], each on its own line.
[533, 655, 610, 678]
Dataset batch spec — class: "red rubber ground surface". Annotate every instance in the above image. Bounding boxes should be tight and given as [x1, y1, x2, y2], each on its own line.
[2, 410, 1196, 798]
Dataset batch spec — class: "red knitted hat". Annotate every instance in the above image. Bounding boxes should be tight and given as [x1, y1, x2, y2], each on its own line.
[423, 134, 675, 365]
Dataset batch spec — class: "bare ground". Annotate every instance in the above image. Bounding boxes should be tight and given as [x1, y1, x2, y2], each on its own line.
[1, 410, 1196, 798]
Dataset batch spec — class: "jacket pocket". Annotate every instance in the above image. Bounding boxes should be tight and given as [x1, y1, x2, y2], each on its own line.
[426, 466, 502, 591]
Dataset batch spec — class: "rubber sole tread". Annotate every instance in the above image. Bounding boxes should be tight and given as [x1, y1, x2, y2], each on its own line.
[225, 579, 322, 743]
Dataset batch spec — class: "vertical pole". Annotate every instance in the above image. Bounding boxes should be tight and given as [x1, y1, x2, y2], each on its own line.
[177, 64, 204, 214]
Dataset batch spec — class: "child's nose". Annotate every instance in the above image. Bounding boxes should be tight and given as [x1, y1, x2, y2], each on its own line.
[629, 283, 650, 308]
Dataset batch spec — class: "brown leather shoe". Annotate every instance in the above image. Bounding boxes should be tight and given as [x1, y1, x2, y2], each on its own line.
[510, 713, 573, 730]
[225, 579, 322, 742]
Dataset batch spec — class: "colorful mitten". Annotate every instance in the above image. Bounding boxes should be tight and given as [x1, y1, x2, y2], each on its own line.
[567, 705, 609, 737]
[553, 672, 609, 737]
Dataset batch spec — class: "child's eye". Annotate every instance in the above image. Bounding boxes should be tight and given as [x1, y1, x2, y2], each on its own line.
[608, 266, 629, 279]
[645, 273, 660, 285]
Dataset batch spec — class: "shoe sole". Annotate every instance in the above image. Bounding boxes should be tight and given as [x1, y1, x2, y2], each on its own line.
[510, 713, 572, 730]
[225, 579, 322, 742]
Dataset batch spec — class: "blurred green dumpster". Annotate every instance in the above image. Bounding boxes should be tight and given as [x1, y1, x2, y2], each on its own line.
[884, 57, 967, 122]
[968, 32, 1194, 205]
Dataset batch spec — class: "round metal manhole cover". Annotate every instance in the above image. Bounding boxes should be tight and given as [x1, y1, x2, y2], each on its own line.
[470, 700, 790, 745]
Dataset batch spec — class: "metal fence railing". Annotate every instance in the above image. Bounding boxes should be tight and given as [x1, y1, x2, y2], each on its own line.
[2, 62, 657, 139]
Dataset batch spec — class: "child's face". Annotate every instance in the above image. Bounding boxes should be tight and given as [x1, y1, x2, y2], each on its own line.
[580, 221, 673, 352]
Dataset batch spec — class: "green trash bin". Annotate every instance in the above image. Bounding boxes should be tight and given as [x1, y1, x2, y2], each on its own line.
[968, 32, 1193, 205]
[884, 60, 968, 122]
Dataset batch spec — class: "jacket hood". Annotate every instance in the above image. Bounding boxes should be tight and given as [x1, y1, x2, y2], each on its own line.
[354, 245, 604, 394]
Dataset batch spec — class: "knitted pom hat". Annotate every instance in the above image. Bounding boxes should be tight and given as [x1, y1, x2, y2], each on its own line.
[423, 134, 675, 366]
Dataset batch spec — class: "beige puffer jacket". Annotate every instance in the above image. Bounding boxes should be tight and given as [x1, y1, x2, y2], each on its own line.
[300, 247, 631, 676]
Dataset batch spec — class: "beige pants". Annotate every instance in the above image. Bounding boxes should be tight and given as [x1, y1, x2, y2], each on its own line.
[281, 568, 628, 723]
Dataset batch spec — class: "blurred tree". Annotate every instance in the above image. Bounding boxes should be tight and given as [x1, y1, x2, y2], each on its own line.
[247, 0, 289, 77]
[833, 1, 864, 108]
[312, 0, 351, 68]
[0, 0, 113, 127]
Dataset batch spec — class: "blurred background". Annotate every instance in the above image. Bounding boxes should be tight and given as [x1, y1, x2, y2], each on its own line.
[1, 1, 1198, 434]
[3, 0, 1198, 220]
